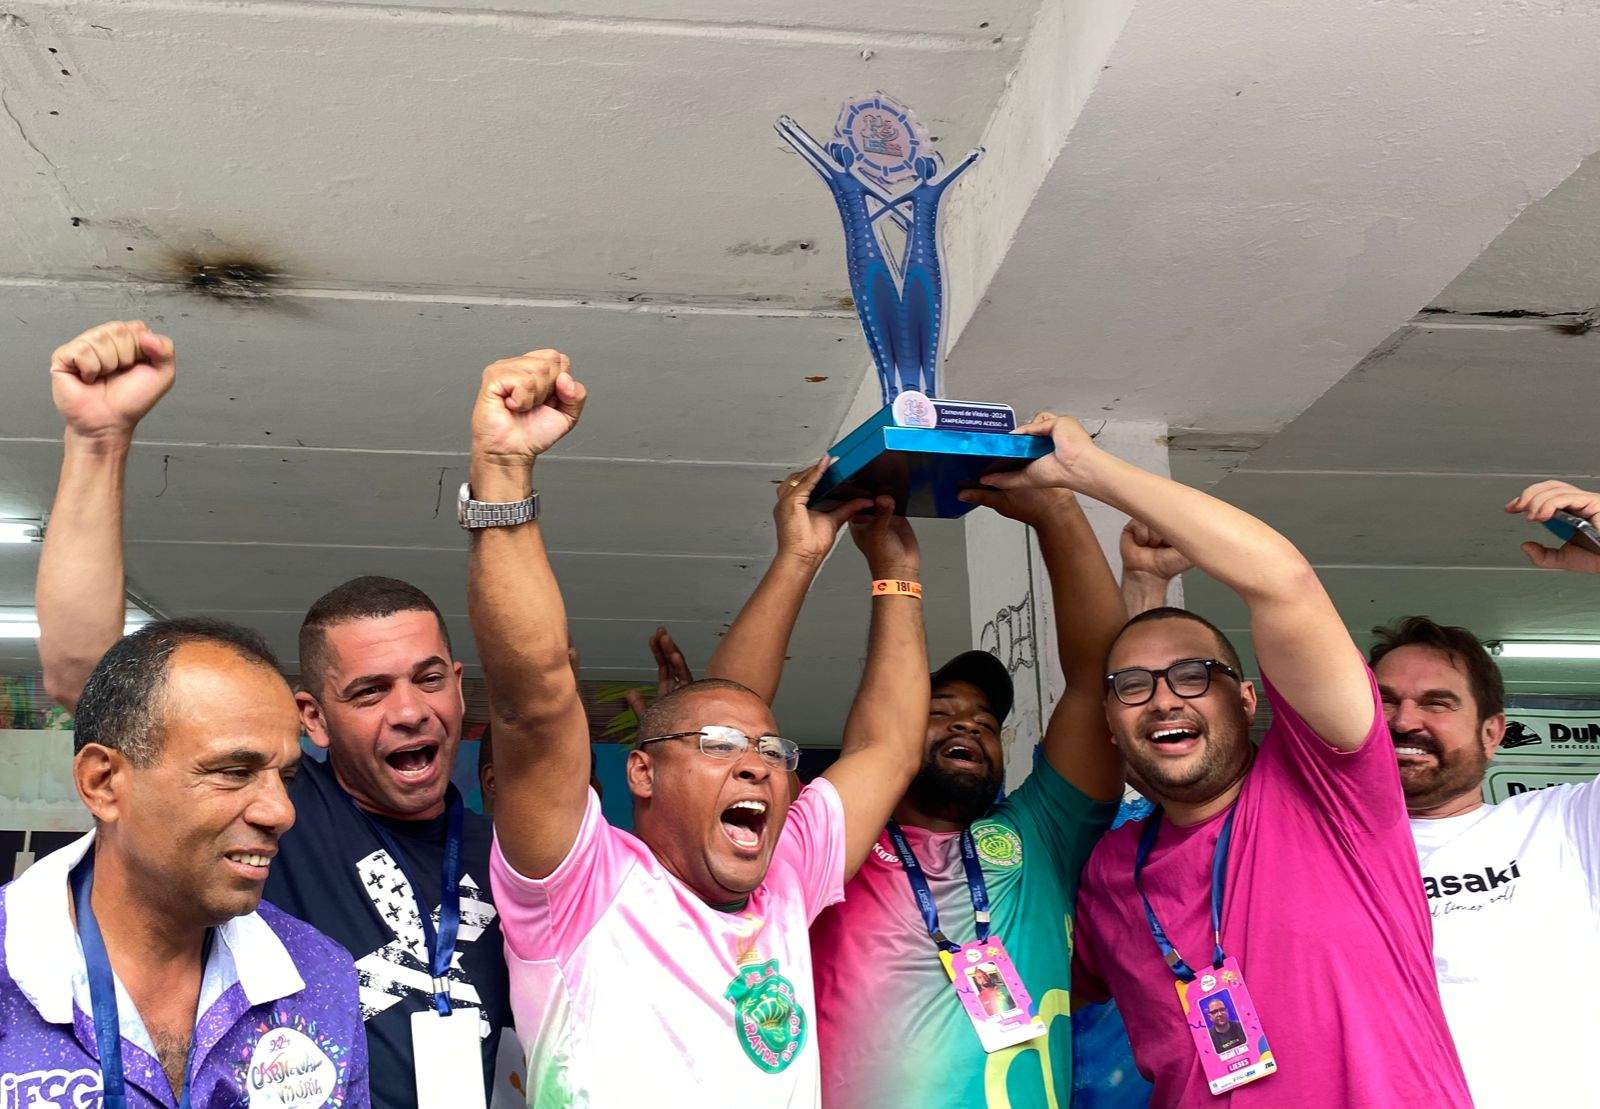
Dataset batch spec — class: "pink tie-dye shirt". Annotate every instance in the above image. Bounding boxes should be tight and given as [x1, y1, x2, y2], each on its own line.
[491, 779, 845, 1107]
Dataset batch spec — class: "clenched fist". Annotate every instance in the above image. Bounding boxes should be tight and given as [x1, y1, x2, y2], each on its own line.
[471, 349, 587, 466]
[1121, 520, 1193, 582]
[51, 320, 175, 441]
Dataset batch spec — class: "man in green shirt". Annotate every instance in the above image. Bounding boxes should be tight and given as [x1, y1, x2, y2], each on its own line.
[707, 466, 1125, 1108]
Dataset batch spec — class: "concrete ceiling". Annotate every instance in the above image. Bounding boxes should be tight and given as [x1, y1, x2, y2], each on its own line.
[1188, 153, 1600, 696]
[0, 0, 1029, 739]
[6, 0, 1600, 739]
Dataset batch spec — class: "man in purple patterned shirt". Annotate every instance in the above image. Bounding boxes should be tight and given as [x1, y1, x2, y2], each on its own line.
[0, 615, 368, 1107]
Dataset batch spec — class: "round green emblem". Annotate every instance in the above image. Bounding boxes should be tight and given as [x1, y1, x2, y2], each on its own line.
[970, 820, 1024, 869]
[724, 958, 807, 1073]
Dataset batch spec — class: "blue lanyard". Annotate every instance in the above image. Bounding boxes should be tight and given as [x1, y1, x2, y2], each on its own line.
[69, 854, 212, 1109]
[1132, 806, 1237, 983]
[340, 784, 465, 1014]
[884, 820, 990, 954]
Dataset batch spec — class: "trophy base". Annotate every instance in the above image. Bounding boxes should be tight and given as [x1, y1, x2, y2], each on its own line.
[811, 404, 1051, 519]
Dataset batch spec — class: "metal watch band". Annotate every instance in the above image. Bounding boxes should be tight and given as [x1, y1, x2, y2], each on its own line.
[457, 482, 539, 529]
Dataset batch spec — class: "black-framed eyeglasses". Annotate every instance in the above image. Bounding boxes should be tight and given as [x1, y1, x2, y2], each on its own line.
[637, 725, 801, 771]
[1104, 658, 1242, 706]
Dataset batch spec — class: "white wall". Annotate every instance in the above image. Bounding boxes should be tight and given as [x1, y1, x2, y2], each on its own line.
[965, 420, 1172, 787]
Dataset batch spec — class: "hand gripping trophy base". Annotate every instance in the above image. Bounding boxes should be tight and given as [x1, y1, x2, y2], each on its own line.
[808, 403, 1051, 519]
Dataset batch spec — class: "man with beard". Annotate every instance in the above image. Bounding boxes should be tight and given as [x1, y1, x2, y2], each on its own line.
[1118, 480, 1600, 1106]
[704, 477, 1125, 1109]
[1366, 478, 1600, 1107]
[35, 321, 511, 1106]
[467, 350, 930, 1105]
[993, 414, 1470, 1106]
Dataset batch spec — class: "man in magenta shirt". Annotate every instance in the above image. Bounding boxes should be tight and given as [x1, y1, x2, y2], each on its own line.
[980, 413, 1471, 1106]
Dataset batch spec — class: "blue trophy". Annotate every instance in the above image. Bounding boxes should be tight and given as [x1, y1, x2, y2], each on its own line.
[777, 93, 1049, 518]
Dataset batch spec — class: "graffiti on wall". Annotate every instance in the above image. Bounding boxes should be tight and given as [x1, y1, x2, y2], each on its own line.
[978, 588, 1036, 676]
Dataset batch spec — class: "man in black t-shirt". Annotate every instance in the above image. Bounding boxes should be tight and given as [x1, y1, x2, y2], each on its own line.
[35, 321, 512, 1108]
[1204, 997, 1246, 1055]
[268, 575, 513, 1103]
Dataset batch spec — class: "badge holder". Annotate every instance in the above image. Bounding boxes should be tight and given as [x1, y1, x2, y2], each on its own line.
[1175, 959, 1275, 1095]
[886, 821, 1047, 1055]
[941, 939, 1048, 1053]
[413, 1004, 486, 1109]
[1134, 808, 1277, 1096]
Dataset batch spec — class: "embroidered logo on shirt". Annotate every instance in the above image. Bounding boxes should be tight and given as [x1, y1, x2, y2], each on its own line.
[724, 958, 807, 1074]
[235, 1007, 356, 1107]
[970, 820, 1023, 869]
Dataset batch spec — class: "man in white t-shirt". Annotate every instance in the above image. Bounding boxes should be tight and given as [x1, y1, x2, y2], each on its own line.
[1367, 479, 1600, 1108]
[461, 349, 929, 1106]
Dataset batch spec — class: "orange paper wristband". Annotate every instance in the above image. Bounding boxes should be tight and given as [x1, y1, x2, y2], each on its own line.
[871, 579, 923, 599]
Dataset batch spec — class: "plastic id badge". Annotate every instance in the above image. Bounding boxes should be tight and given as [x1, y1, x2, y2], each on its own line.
[1175, 958, 1276, 1095]
[940, 939, 1047, 1053]
[413, 1006, 487, 1109]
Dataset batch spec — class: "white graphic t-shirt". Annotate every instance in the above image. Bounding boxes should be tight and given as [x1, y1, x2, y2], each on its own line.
[1411, 778, 1600, 1108]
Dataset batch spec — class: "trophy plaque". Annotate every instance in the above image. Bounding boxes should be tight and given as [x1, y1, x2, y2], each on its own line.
[777, 93, 1049, 519]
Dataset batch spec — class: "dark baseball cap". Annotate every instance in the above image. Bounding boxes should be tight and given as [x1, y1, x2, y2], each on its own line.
[930, 650, 1013, 723]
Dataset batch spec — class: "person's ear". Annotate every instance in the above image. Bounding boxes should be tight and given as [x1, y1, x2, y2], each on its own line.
[1104, 703, 1123, 750]
[1238, 680, 1259, 724]
[74, 744, 128, 823]
[626, 749, 655, 800]
[478, 762, 495, 812]
[1482, 713, 1507, 760]
[296, 691, 331, 750]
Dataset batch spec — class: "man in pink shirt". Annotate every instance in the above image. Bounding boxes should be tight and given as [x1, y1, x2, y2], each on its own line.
[462, 350, 929, 1106]
[980, 412, 1471, 1106]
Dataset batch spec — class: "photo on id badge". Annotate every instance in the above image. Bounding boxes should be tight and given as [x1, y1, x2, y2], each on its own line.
[947, 940, 1046, 1053]
[1176, 959, 1275, 1095]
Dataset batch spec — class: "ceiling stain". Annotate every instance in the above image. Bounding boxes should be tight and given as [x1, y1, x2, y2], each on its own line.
[727, 239, 814, 257]
[160, 251, 287, 305]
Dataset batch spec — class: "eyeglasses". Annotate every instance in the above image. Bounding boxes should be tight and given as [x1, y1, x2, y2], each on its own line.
[1105, 658, 1242, 706]
[637, 725, 801, 771]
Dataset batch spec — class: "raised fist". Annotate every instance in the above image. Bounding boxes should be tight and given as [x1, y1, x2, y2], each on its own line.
[50, 320, 175, 440]
[471, 349, 586, 465]
[1121, 520, 1193, 582]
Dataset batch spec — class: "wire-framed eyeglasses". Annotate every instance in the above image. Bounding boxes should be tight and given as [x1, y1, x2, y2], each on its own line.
[1105, 658, 1242, 707]
[636, 725, 801, 771]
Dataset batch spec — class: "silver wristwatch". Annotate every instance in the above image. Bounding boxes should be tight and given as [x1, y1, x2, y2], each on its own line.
[457, 482, 539, 529]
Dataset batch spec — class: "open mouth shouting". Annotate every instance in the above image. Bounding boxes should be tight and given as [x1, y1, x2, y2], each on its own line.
[1142, 719, 1204, 757]
[384, 740, 441, 780]
[719, 799, 770, 856]
[935, 736, 987, 772]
